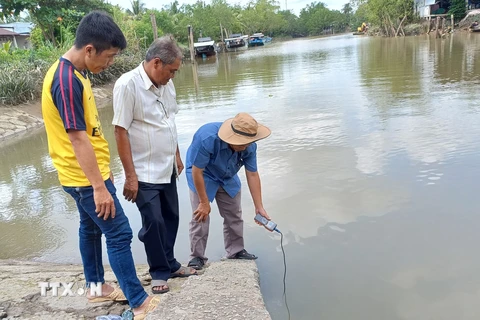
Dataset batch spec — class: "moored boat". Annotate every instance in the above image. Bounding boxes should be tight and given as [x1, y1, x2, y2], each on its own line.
[194, 37, 217, 57]
[248, 33, 272, 47]
[469, 26, 480, 32]
[225, 33, 248, 51]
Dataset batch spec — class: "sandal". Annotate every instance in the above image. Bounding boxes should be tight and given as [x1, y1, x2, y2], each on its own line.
[121, 296, 161, 320]
[230, 249, 257, 260]
[188, 257, 205, 270]
[87, 287, 127, 303]
[151, 279, 169, 294]
[170, 265, 198, 278]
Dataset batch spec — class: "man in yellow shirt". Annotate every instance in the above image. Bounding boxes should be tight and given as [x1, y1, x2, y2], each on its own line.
[42, 11, 158, 319]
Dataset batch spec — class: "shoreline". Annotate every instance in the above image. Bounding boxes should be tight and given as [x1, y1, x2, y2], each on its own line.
[0, 259, 271, 320]
[0, 82, 115, 143]
[0, 26, 471, 143]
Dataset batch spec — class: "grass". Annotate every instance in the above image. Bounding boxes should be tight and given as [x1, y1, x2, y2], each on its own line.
[0, 49, 143, 106]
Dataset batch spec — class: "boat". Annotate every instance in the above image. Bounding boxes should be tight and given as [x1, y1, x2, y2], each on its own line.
[469, 25, 480, 32]
[194, 37, 217, 57]
[248, 33, 272, 47]
[353, 32, 366, 35]
[224, 33, 248, 52]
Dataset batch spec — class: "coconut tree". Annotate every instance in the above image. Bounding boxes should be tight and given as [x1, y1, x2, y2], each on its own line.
[127, 0, 146, 17]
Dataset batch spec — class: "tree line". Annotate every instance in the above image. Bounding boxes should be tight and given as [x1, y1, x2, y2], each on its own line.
[0, 0, 404, 47]
[0, 0, 471, 49]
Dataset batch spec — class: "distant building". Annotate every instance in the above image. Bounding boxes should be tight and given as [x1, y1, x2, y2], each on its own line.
[414, 0, 452, 17]
[0, 22, 34, 49]
[468, 0, 480, 10]
[415, 0, 480, 17]
[0, 28, 20, 48]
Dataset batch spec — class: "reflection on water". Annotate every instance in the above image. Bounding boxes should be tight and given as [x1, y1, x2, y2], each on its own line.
[3, 34, 480, 319]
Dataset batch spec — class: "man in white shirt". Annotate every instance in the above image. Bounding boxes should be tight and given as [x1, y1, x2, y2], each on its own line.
[113, 36, 197, 295]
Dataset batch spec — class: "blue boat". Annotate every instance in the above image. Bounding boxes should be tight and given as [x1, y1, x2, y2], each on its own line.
[248, 33, 272, 47]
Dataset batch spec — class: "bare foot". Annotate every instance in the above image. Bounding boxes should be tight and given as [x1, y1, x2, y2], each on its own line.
[152, 284, 169, 292]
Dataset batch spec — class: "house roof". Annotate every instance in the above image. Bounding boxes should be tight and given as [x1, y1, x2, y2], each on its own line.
[0, 28, 20, 36]
[0, 22, 34, 35]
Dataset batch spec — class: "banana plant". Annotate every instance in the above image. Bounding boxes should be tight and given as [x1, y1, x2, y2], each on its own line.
[1, 41, 12, 53]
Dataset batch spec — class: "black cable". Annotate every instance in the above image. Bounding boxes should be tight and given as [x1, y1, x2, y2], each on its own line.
[278, 231, 291, 320]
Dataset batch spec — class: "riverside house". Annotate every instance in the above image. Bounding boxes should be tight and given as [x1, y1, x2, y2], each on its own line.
[0, 22, 33, 49]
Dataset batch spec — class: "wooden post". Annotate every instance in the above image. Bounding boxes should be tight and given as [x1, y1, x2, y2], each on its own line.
[187, 25, 195, 63]
[436, 16, 440, 38]
[192, 62, 199, 94]
[441, 17, 445, 35]
[220, 22, 224, 42]
[150, 14, 158, 40]
[451, 14, 454, 31]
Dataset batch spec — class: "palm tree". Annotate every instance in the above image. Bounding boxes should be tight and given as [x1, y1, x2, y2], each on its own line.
[342, 3, 353, 16]
[127, 0, 146, 17]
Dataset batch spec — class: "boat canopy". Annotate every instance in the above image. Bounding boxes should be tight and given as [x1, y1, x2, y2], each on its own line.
[194, 40, 215, 47]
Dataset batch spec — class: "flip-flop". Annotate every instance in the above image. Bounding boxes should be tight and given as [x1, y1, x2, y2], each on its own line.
[151, 279, 169, 294]
[87, 287, 127, 303]
[131, 296, 161, 320]
[170, 265, 198, 278]
[188, 257, 205, 270]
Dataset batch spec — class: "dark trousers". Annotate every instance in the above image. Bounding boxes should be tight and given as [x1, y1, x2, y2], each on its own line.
[135, 174, 181, 281]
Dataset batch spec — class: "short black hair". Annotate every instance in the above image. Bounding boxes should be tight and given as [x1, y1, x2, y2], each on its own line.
[74, 11, 127, 54]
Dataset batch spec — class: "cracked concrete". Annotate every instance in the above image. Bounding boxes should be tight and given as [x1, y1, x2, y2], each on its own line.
[0, 259, 270, 320]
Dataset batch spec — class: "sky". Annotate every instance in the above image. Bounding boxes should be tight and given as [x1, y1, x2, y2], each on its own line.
[106, 0, 345, 16]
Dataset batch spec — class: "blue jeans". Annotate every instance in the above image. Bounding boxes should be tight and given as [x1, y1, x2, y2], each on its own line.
[63, 179, 148, 308]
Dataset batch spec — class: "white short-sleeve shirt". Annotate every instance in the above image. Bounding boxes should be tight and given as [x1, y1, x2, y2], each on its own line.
[112, 62, 178, 184]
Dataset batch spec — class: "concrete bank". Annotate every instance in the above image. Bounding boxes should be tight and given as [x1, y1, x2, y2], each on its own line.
[0, 259, 271, 320]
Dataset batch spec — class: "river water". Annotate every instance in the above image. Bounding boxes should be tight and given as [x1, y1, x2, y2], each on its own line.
[3, 33, 480, 319]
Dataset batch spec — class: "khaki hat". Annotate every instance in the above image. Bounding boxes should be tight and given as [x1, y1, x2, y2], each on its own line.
[218, 113, 271, 145]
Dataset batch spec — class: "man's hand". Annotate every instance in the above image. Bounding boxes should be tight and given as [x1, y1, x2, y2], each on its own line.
[123, 174, 138, 202]
[176, 154, 184, 176]
[94, 185, 116, 220]
[255, 207, 271, 226]
[109, 171, 114, 184]
[194, 202, 211, 222]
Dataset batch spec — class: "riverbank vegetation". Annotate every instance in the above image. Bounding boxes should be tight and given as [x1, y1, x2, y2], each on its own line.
[0, 0, 472, 105]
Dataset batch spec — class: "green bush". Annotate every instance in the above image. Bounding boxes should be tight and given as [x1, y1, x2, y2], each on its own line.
[0, 49, 143, 106]
[404, 23, 424, 36]
[88, 53, 143, 87]
[0, 63, 43, 105]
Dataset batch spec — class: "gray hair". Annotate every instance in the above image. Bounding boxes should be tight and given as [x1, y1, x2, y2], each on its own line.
[145, 35, 183, 64]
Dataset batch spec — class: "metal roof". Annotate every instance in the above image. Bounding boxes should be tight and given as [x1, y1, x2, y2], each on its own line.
[0, 22, 34, 35]
[0, 28, 20, 36]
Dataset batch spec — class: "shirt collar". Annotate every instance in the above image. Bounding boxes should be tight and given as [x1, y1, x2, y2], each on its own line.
[138, 61, 155, 91]
[220, 139, 230, 150]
